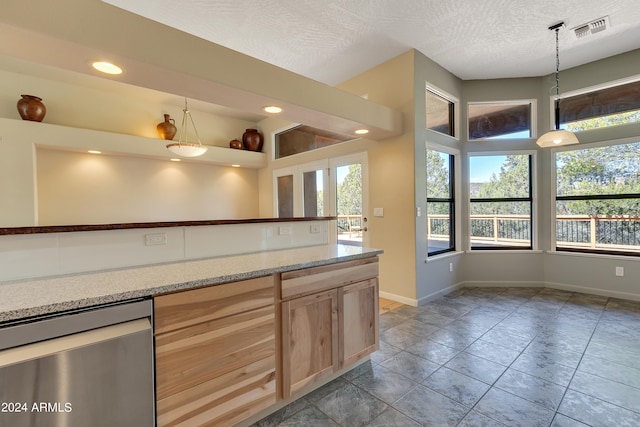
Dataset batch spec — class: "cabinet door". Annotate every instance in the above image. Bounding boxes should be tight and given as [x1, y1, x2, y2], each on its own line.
[281, 289, 338, 398]
[339, 278, 379, 367]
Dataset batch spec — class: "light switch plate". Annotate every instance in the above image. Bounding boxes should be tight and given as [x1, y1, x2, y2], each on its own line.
[373, 207, 384, 217]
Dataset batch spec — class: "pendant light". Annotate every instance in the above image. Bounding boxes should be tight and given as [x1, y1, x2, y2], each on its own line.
[166, 98, 208, 157]
[536, 22, 579, 148]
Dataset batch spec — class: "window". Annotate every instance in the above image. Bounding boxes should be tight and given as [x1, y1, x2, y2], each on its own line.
[555, 140, 640, 256]
[469, 154, 533, 249]
[559, 78, 640, 132]
[426, 87, 456, 137]
[426, 148, 455, 256]
[275, 125, 354, 159]
[273, 161, 327, 218]
[468, 101, 534, 140]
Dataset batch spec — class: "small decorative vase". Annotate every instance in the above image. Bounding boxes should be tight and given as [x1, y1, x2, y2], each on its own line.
[17, 94, 46, 122]
[229, 138, 243, 149]
[242, 128, 263, 152]
[156, 114, 177, 140]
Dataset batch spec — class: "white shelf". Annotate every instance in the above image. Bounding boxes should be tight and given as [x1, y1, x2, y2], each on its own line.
[0, 117, 267, 168]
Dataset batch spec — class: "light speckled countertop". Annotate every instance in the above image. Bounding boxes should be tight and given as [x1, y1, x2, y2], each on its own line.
[0, 244, 382, 323]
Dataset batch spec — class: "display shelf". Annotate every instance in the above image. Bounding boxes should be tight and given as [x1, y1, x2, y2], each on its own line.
[0, 117, 267, 168]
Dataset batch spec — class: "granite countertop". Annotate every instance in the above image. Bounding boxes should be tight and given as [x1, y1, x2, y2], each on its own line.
[0, 244, 382, 323]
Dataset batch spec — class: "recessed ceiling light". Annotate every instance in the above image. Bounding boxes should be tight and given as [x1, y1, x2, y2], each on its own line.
[169, 158, 181, 162]
[92, 61, 123, 75]
[355, 129, 369, 135]
[231, 164, 241, 168]
[88, 150, 102, 154]
[263, 105, 283, 114]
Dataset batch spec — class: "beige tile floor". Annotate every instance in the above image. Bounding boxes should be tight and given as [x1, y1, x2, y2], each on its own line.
[252, 287, 640, 427]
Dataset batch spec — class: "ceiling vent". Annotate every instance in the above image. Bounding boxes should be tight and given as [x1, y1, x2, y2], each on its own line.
[572, 16, 610, 39]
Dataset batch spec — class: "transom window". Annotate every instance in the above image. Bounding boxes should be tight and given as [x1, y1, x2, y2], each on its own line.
[555, 140, 640, 256]
[468, 101, 534, 140]
[469, 154, 533, 250]
[559, 78, 640, 132]
[426, 86, 456, 137]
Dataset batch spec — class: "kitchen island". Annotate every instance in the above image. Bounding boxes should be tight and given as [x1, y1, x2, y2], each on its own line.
[0, 244, 382, 426]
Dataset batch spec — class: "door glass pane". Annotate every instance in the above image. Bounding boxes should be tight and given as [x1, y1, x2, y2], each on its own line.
[303, 170, 324, 217]
[277, 175, 293, 217]
[336, 164, 362, 246]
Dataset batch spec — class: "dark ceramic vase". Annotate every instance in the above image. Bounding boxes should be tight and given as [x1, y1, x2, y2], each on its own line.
[17, 94, 46, 122]
[229, 139, 243, 149]
[242, 128, 263, 152]
[156, 114, 177, 140]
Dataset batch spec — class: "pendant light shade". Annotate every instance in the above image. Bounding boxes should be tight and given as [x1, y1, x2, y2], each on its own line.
[536, 129, 579, 148]
[166, 98, 208, 157]
[536, 22, 578, 148]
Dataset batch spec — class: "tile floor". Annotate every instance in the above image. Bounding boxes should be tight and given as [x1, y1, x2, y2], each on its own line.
[252, 287, 640, 427]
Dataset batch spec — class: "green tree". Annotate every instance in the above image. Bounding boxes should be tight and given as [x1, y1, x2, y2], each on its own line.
[472, 155, 530, 215]
[556, 141, 640, 216]
[337, 164, 361, 216]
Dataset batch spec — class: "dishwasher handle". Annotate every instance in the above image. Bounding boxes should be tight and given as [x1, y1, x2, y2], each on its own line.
[0, 318, 151, 368]
[0, 299, 152, 351]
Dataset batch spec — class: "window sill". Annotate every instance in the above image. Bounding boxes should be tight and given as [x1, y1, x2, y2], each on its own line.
[547, 250, 640, 262]
[425, 251, 464, 263]
[465, 249, 543, 255]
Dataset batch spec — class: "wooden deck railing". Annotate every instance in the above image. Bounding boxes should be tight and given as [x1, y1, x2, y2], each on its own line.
[428, 214, 640, 251]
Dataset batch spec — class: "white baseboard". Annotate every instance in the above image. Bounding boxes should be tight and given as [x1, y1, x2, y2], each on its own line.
[462, 280, 544, 288]
[461, 280, 640, 301]
[416, 282, 465, 306]
[544, 281, 640, 301]
[379, 291, 419, 307]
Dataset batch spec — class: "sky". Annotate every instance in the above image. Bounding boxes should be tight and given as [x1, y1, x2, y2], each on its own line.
[469, 155, 506, 183]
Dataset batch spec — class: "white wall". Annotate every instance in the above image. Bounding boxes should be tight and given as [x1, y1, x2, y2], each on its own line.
[37, 149, 258, 225]
[0, 220, 329, 281]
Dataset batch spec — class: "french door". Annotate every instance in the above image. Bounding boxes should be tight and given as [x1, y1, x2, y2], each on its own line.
[273, 152, 368, 247]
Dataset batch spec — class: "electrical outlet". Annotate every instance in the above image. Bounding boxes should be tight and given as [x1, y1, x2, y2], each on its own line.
[279, 226, 291, 235]
[310, 224, 321, 234]
[145, 233, 167, 246]
[615, 266, 624, 277]
[449, 262, 453, 272]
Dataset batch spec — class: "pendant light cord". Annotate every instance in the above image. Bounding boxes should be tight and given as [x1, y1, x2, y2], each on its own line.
[553, 25, 561, 130]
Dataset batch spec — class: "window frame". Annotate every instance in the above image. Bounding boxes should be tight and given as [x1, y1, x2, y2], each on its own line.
[468, 151, 537, 251]
[426, 146, 457, 257]
[467, 99, 537, 141]
[552, 138, 640, 257]
[425, 83, 459, 140]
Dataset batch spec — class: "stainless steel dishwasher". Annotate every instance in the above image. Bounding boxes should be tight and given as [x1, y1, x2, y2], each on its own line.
[0, 299, 155, 427]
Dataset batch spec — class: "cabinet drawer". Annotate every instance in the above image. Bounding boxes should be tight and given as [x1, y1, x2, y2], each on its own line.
[280, 257, 378, 300]
[157, 355, 276, 427]
[155, 304, 275, 401]
[154, 275, 274, 334]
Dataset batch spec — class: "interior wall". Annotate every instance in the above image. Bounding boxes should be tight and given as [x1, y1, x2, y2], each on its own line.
[413, 51, 465, 303]
[37, 149, 258, 224]
[337, 50, 418, 302]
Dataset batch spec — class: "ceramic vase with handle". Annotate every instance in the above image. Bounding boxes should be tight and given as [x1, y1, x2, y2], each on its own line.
[156, 114, 177, 140]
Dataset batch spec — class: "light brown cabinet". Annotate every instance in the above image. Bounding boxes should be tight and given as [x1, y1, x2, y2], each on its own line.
[154, 276, 276, 427]
[280, 257, 379, 398]
[152, 256, 380, 425]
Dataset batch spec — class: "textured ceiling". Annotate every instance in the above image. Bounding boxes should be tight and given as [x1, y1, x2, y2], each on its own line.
[104, 0, 640, 85]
